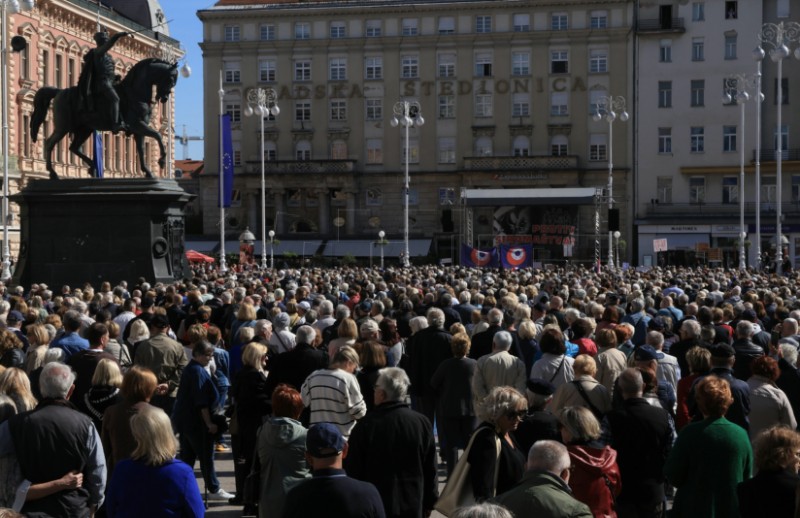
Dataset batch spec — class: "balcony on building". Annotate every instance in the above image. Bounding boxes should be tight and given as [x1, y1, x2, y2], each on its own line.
[637, 17, 685, 34]
[463, 155, 578, 171]
[244, 159, 356, 175]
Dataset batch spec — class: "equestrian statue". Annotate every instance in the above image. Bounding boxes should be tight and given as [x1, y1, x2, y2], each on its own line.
[30, 28, 179, 179]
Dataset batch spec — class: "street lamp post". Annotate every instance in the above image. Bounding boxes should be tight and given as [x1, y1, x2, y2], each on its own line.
[244, 87, 279, 271]
[723, 73, 760, 271]
[592, 95, 629, 270]
[753, 51, 764, 270]
[391, 100, 424, 268]
[613, 230, 621, 269]
[378, 230, 385, 269]
[757, 21, 800, 274]
[268, 229, 275, 270]
[217, 72, 227, 274]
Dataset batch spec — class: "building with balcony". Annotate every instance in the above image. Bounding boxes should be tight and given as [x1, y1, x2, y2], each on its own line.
[197, 0, 633, 264]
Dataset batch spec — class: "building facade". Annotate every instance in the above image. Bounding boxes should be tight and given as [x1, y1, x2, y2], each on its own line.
[198, 0, 633, 264]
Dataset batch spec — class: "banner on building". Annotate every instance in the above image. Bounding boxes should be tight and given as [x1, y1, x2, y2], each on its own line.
[92, 131, 103, 179]
[499, 244, 533, 269]
[219, 114, 233, 208]
[653, 238, 669, 252]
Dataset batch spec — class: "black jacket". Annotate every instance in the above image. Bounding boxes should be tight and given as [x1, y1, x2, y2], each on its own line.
[732, 338, 764, 380]
[470, 324, 502, 360]
[265, 342, 329, 396]
[283, 468, 385, 518]
[738, 468, 800, 518]
[406, 327, 452, 397]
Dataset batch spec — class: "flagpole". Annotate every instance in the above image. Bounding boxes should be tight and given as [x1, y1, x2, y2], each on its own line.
[218, 71, 227, 274]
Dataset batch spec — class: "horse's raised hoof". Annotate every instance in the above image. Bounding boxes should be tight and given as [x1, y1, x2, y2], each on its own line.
[49, 172, 59, 180]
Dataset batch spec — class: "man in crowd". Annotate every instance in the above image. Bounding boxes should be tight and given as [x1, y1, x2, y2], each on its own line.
[133, 314, 187, 413]
[50, 310, 90, 361]
[472, 330, 527, 417]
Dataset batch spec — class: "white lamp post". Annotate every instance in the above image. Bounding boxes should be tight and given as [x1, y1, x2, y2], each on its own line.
[592, 95, 629, 270]
[753, 48, 764, 270]
[268, 229, 275, 270]
[757, 21, 800, 274]
[723, 73, 760, 271]
[378, 230, 385, 269]
[613, 230, 621, 269]
[217, 72, 227, 274]
[244, 87, 279, 271]
[390, 100, 424, 268]
[1, 0, 34, 282]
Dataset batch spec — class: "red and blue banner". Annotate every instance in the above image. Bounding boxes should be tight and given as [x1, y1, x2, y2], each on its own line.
[499, 244, 533, 269]
[461, 244, 498, 268]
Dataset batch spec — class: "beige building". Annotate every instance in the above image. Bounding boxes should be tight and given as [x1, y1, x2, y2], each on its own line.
[198, 0, 633, 264]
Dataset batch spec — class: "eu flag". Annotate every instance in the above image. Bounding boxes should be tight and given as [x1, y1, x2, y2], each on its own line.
[92, 131, 104, 178]
[219, 114, 233, 208]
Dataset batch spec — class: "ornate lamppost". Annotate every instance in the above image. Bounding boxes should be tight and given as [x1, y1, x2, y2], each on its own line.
[390, 100, 424, 268]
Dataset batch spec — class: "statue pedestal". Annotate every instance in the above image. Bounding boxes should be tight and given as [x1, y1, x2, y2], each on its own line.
[11, 179, 195, 288]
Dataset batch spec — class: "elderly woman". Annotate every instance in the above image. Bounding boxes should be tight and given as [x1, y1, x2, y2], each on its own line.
[328, 318, 358, 362]
[529, 327, 575, 389]
[125, 319, 150, 349]
[106, 405, 205, 517]
[82, 358, 122, 429]
[559, 406, 621, 517]
[256, 384, 310, 518]
[675, 346, 711, 430]
[514, 320, 540, 375]
[665, 375, 753, 518]
[467, 386, 527, 501]
[549, 355, 612, 419]
[738, 426, 800, 518]
[747, 356, 796, 441]
[357, 341, 387, 412]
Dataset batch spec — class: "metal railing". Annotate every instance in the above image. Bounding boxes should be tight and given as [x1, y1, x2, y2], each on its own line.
[642, 201, 800, 217]
[638, 18, 685, 32]
[464, 155, 578, 171]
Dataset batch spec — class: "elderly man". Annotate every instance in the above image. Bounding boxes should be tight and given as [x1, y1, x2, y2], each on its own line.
[469, 308, 505, 359]
[621, 298, 651, 347]
[0, 362, 107, 517]
[732, 320, 764, 381]
[132, 314, 188, 414]
[646, 330, 680, 396]
[265, 325, 328, 399]
[269, 312, 296, 355]
[406, 307, 452, 423]
[346, 368, 438, 518]
[491, 440, 592, 517]
[688, 343, 751, 431]
[253, 319, 273, 347]
[472, 330, 527, 418]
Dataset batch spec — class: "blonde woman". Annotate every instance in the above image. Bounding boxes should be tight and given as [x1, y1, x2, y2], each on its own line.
[0, 367, 37, 413]
[328, 318, 358, 361]
[83, 358, 122, 429]
[106, 406, 205, 517]
[126, 319, 150, 348]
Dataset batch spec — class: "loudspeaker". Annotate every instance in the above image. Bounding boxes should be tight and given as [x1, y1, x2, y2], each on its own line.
[608, 208, 620, 231]
[441, 209, 454, 232]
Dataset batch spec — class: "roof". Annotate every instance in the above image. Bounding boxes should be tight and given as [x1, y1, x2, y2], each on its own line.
[462, 188, 598, 207]
[175, 159, 204, 178]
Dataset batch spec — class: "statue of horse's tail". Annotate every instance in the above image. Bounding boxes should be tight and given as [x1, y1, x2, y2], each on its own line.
[31, 87, 59, 142]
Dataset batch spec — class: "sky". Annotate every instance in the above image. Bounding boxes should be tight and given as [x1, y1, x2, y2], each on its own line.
[167, 1, 217, 160]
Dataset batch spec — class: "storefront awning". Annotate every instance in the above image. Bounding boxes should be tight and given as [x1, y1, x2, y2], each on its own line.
[322, 239, 431, 258]
[462, 188, 598, 206]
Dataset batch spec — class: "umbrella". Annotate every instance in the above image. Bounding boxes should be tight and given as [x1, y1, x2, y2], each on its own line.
[186, 250, 215, 263]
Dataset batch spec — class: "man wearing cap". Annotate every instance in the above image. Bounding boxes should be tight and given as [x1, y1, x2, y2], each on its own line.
[688, 343, 751, 431]
[283, 423, 386, 518]
[50, 309, 90, 362]
[515, 379, 561, 456]
[133, 313, 188, 414]
[5, 309, 29, 354]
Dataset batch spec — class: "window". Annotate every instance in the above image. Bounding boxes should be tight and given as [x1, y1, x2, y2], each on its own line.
[366, 98, 382, 120]
[778, 0, 790, 18]
[19, 44, 28, 80]
[438, 137, 456, 163]
[723, 125, 737, 151]
[366, 20, 381, 37]
[589, 89, 607, 114]
[775, 125, 789, 156]
[330, 22, 346, 39]
[438, 53, 456, 78]
[402, 18, 418, 36]
[660, 40, 672, 62]
[331, 141, 347, 160]
[475, 94, 493, 117]
[403, 138, 420, 163]
[265, 142, 277, 161]
[513, 136, 530, 157]
[691, 126, 705, 153]
[295, 23, 310, 40]
[259, 59, 276, 82]
[401, 55, 418, 78]
[589, 134, 607, 161]
[224, 61, 240, 83]
[551, 13, 568, 30]
[690, 80, 705, 107]
[330, 100, 347, 121]
[55, 54, 62, 88]
[295, 101, 311, 121]
[512, 93, 530, 117]
[224, 25, 240, 41]
[692, 38, 704, 61]
[551, 51, 568, 74]
[366, 139, 382, 164]
[725, 34, 737, 59]
[658, 81, 672, 108]
[42, 50, 49, 85]
[658, 127, 672, 153]
[67, 57, 75, 86]
[438, 17, 455, 34]
[589, 50, 608, 73]
[512, 52, 530, 76]
[20, 114, 29, 157]
[476, 15, 492, 33]
[439, 95, 455, 118]
[792, 175, 800, 202]
[260, 24, 275, 40]
[725, 1, 738, 19]
[296, 141, 311, 161]
[365, 57, 382, 80]
[475, 136, 492, 157]
[551, 92, 568, 116]
[657, 177, 673, 203]
[692, 2, 705, 21]
[551, 135, 568, 156]
[225, 102, 241, 123]
[723, 177, 739, 204]
[329, 58, 347, 80]
[475, 52, 492, 76]
[762, 176, 777, 205]
[775, 78, 789, 105]
[513, 13, 530, 32]
[690, 177, 706, 204]
[294, 60, 311, 81]
[590, 11, 608, 28]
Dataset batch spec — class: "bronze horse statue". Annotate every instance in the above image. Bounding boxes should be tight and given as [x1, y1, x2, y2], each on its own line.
[30, 58, 179, 179]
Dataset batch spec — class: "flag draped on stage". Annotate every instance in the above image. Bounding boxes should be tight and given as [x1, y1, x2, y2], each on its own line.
[499, 244, 533, 269]
[219, 114, 233, 208]
[460, 244, 498, 268]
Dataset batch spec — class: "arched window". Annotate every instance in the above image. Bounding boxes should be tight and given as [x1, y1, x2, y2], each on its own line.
[512, 136, 530, 157]
[551, 135, 568, 156]
[296, 140, 311, 161]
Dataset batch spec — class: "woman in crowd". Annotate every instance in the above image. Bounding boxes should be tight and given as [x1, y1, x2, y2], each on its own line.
[327, 317, 358, 361]
[550, 355, 611, 419]
[106, 405, 205, 517]
[529, 327, 575, 389]
[558, 406, 621, 517]
[675, 346, 712, 430]
[468, 386, 527, 501]
[357, 341, 387, 412]
[514, 320, 540, 375]
[255, 384, 310, 518]
[23, 325, 50, 374]
[82, 358, 122, 429]
[379, 318, 403, 367]
[231, 303, 257, 349]
[0, 330, 24, 369]
[104, 321, 131, 370]
[0, 367, 37, 413]
[665, 375, 753, 517]
[738, 426, 800, 518]
[125, 319, 150, 349]
[570, 318, 598, 357]
[746, 356, 796, 441]
[596, 306, 620, 334]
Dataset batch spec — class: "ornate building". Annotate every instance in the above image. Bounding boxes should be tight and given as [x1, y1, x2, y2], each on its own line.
[198, 0, 633, 264]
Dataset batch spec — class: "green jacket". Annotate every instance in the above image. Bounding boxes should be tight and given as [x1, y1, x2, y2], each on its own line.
[665, 416, 753, 518]
[491, 470, 593, 518]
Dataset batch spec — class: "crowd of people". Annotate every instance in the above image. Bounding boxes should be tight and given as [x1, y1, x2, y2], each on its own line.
[0, 263, 799, 517]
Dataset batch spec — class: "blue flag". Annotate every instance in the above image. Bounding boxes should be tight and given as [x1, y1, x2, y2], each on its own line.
[92, 131, 104, 178]
[460, 244, 498, 268]
[499, 244, 533, 269]
[219, 114, 233, 208]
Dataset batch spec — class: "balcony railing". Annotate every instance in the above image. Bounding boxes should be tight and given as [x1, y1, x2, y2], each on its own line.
[464, 155, 578, 171]
[638, 18, 685, 33]
[244, 159, 356, 174]
[643, 201, 800, 218]
[752, 149, 800, 161]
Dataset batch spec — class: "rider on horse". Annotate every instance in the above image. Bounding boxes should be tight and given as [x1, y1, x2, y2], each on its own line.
[77, 28, 130, 134]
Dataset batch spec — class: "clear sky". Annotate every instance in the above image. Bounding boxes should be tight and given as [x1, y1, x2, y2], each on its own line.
[168, 1, 217, 161]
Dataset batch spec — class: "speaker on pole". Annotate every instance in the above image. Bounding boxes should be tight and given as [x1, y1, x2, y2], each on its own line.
[608, 208, 620, 231]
